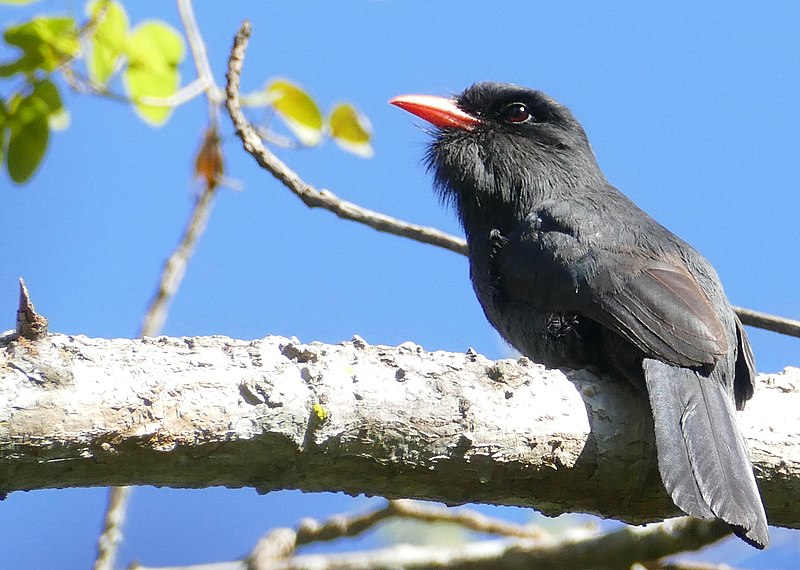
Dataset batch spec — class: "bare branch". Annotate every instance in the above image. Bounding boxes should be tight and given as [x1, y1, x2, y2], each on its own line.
[177, 0, 223, 120]
[382, 500, 545, 540]
[645, 561, 742, 570]
[250, 497, 544, 565]
[132, 510, 729, 570]
[93, 486, 133, 570]
[224, 21, 468, 256]
[734, 306, 800, 339]
[251, 517, 729, 570]
[1, 333, 798, 529]
[139, 177, 218, 337]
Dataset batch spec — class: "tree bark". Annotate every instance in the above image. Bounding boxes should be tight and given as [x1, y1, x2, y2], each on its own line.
[1, 331, 797, 529]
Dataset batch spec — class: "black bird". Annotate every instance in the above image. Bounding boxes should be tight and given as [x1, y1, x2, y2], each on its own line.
[390, 83, 769, 548]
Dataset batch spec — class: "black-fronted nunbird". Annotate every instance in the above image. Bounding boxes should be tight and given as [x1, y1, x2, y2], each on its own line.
[391, 82, 768, 548]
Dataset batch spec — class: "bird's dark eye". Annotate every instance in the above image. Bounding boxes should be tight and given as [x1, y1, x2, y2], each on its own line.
[501, 103, 533, 124]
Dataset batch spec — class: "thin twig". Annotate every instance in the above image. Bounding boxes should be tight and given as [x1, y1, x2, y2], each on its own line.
[64, 68, 210, 108]
[225, 21, 468, 257]
[262, 517, 727, 570]
[140, 0, 226, 337]
[224, 21, 797, 339]
[177, 0, 223, 120]
[63, 0, 215, 110]
[93, 486, 133, 570]
[140, 181, 218, 337]
[248, 499, 544, 567]
[294, 499, 544, 546]
[644, 562, 740, 570]
[384, 499, 545, 540]
[734, 306, 800, 339]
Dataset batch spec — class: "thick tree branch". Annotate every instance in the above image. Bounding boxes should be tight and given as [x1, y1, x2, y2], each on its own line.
[1, 331, 797, 529]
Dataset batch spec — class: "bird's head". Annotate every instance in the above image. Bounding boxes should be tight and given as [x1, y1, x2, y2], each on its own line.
[391, 83, 604, 231]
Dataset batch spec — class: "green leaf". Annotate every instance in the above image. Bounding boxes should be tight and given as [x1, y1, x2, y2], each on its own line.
[6, 102, 49, 184]
[0, 16, 79, 76]
[329, 103, 373, 158]
[0, 98, 8, 127]
[5, 79, 62, 123]
[123, 20, 185, 126]
[87, 0, 129, 85]
[0, 99, 7, 171]
[265, 79, 323, 146]
[29, 78, 63, 116]
[2, 80, 61, 183]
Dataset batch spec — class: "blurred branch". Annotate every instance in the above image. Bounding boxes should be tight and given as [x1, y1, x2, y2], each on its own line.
[139, 171, 219, 337]
[224, 21, 797, 340]
[177, 0, 223, 121]
[250, 498, 544, 563]
[64, 68, 211, 108]
[93, 486, 133, 570]
[246, 515, 729, 570]
[126, 500, 728, 570]
[644, 561, 742, 570]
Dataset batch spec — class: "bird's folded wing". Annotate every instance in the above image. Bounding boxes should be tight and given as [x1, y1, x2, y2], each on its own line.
[586, 262, 729, 368]
[733, 315, 756, 409]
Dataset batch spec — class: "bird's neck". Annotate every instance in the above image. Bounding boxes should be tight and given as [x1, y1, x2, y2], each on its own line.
[456, 190, 531, 240]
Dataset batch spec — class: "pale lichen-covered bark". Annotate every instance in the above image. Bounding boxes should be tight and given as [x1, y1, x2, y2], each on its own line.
[0, 331, 797, 528]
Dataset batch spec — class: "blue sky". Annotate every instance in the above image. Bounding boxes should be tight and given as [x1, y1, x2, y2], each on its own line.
[2, 2, 799, 568]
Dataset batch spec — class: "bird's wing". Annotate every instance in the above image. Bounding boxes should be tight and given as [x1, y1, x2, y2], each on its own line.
[733, 315, 756, 409]
[493, 215, 728, 368]
[585, 259, 729, 368]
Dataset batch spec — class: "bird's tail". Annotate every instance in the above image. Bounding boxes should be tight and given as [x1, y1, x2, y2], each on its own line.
[642, 358, 769, 548]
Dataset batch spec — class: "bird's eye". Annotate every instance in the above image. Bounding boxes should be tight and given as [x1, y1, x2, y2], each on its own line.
[502, 103, 533, 124]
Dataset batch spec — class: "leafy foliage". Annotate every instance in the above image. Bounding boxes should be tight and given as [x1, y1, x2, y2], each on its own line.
[1, 79, 63, 183]
[259, 79, 373, 156]
[266, 78, 325, 146]
[124, 20, 185, 125]
[0, 16, 79, 76]
[329, 103, 373, 158]
[0, 1, 371, 186]
[87, 0, 129, 85]
[0, 1, 187, 184]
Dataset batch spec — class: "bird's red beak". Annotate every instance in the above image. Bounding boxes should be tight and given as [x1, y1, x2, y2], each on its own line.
[389, 94, 481, 131]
